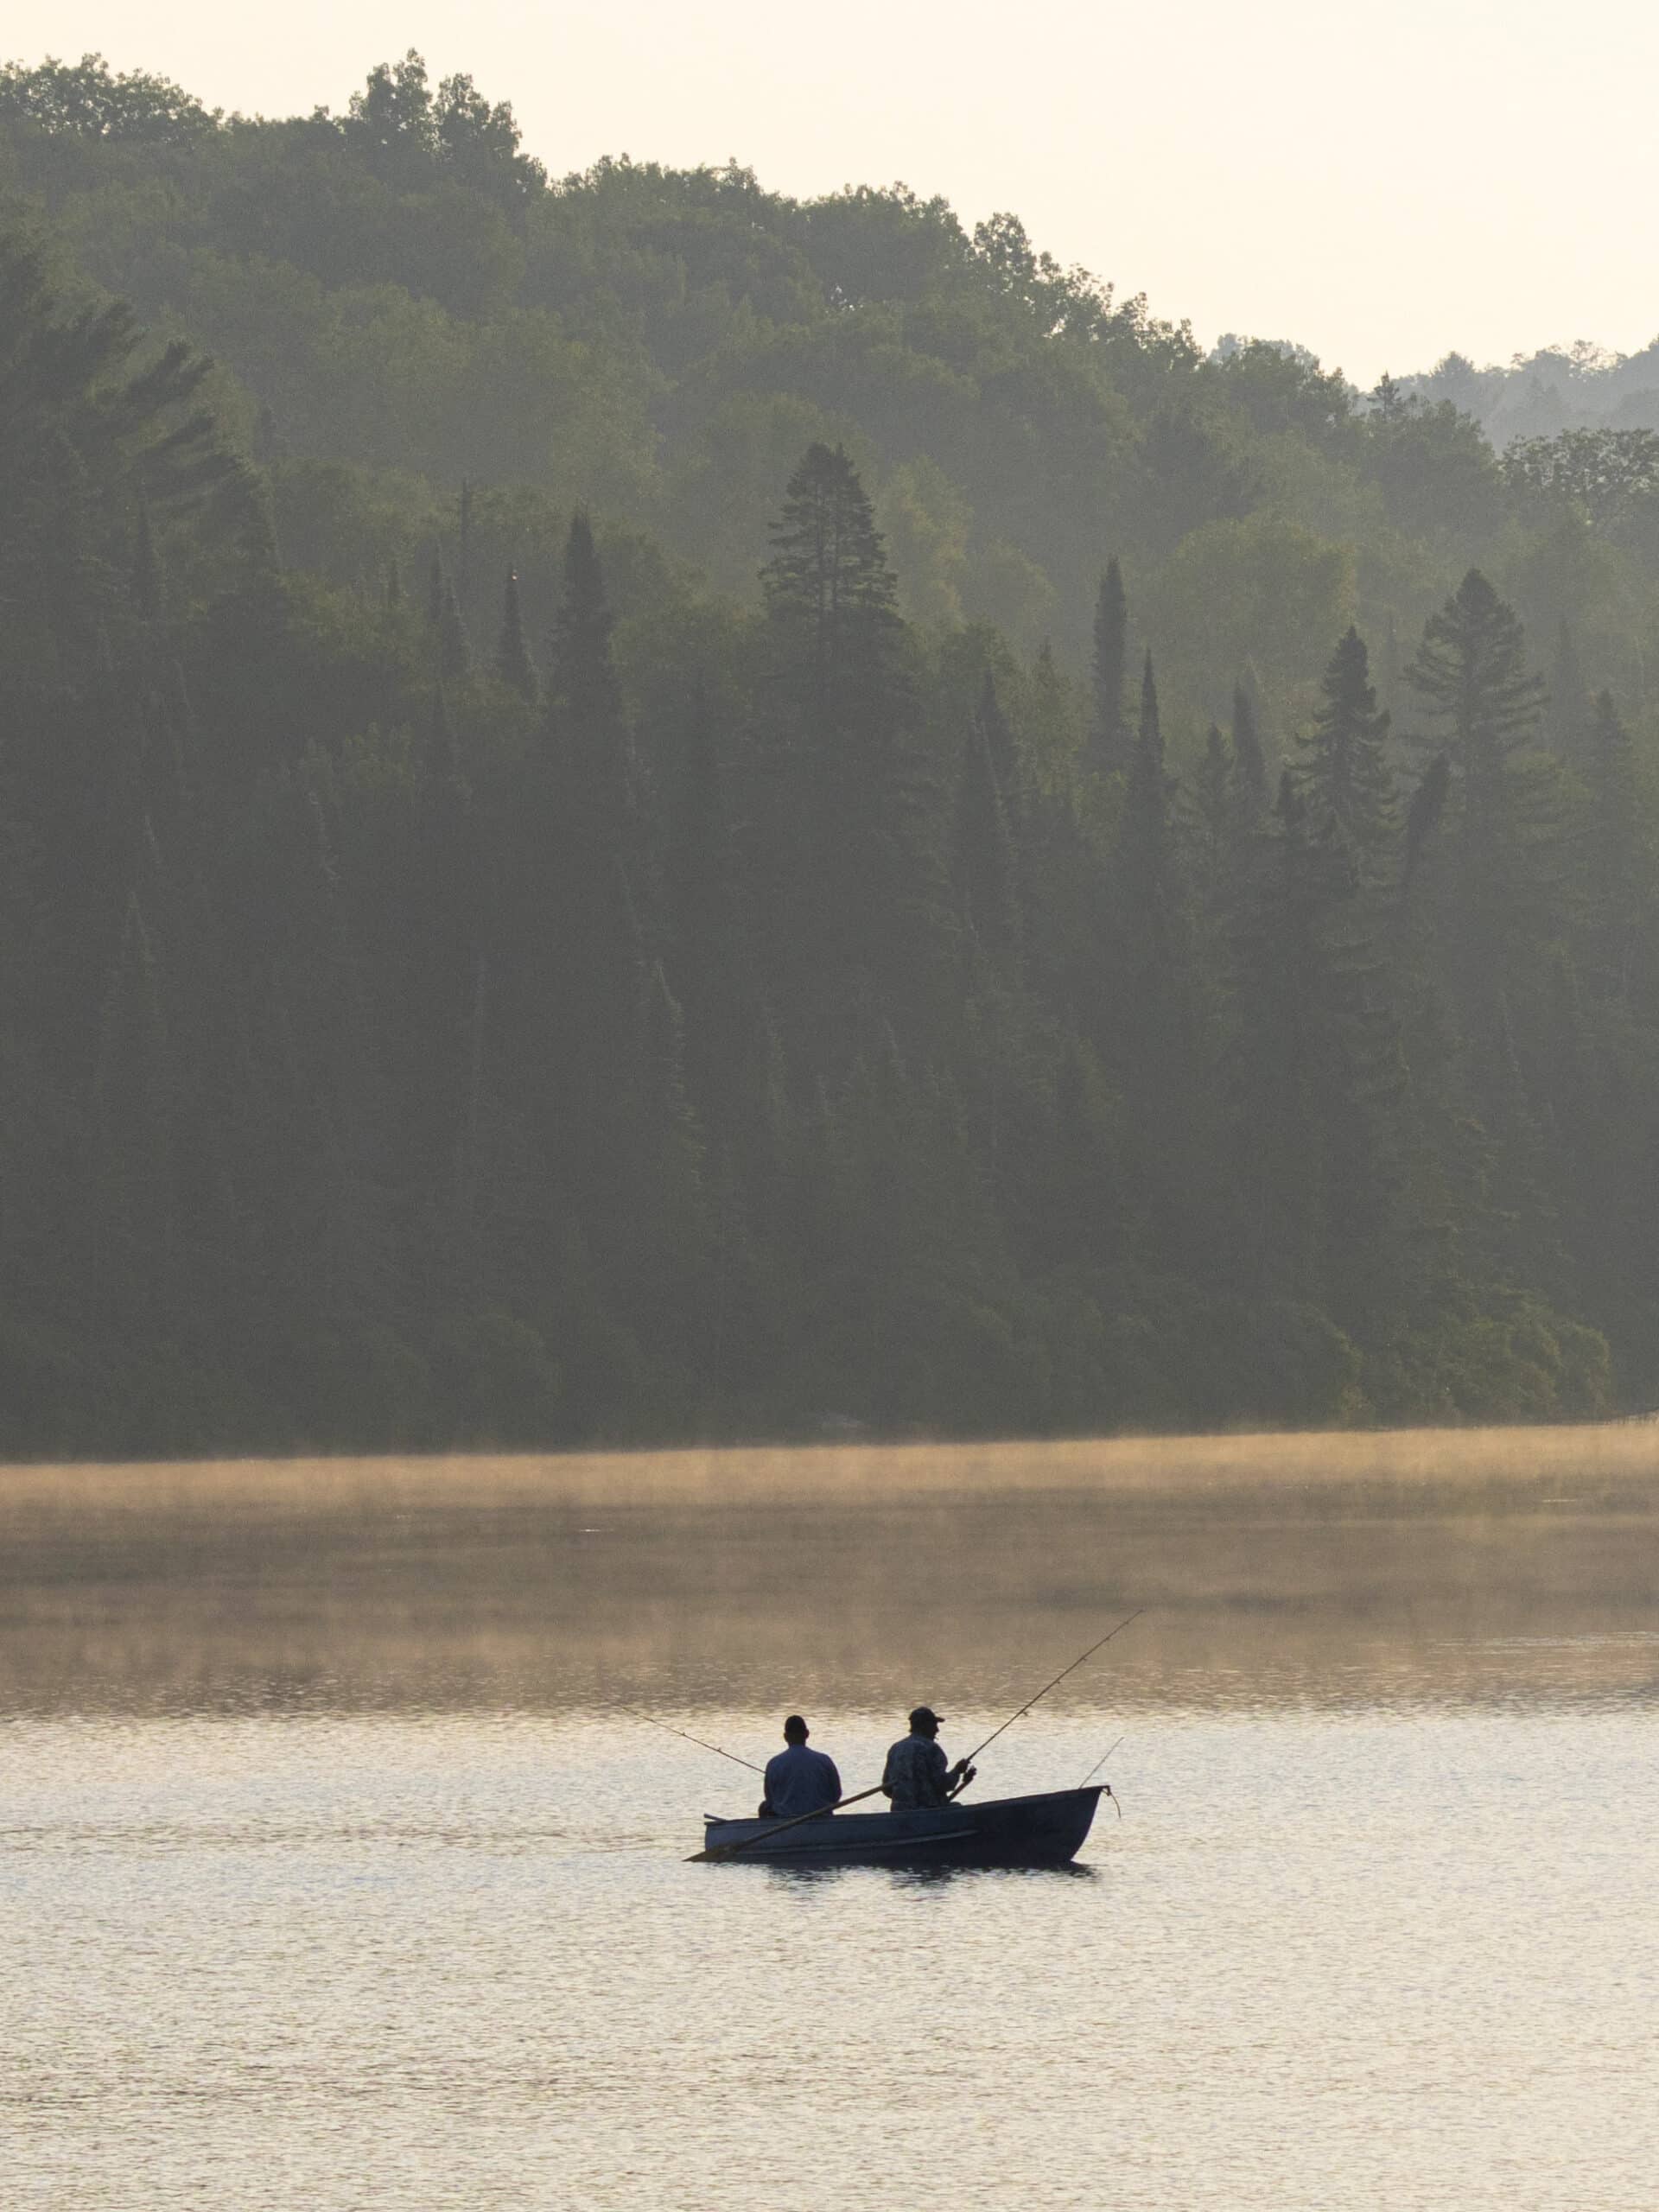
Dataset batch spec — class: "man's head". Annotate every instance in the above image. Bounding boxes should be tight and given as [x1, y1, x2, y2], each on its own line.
[783, 1714, 809, 1744]
[908, 1705, 943, 1738]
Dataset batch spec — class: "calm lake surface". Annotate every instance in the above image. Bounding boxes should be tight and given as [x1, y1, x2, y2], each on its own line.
[4, 1428, 1657, 2209]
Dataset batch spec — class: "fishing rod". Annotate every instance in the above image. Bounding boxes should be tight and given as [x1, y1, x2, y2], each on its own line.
[1079, 1725, 1132, 1814]
[1077, 1733, 1125, 1789]
[618, 1703, 766, 1774]
[962, 1609, 1144, 1769]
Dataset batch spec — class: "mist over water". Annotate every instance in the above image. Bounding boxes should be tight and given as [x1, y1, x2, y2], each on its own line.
[5, 1427, 1656, 2208]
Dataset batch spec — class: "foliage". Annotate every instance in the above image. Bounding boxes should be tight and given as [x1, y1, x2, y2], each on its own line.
[4, 66, 1659, 1451]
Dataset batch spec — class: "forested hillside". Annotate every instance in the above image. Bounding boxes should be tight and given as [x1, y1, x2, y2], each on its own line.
[3, 52, 1659, 1453]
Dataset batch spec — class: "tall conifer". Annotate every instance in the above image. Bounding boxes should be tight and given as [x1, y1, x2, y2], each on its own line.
[493, 569, 537, 702]
[1090, 558, 1131, 777]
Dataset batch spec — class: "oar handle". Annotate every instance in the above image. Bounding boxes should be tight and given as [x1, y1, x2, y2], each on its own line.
[691, 1782, 886, 1860]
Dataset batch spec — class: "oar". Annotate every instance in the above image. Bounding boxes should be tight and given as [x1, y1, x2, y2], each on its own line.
[687, 1783, 887, 1861]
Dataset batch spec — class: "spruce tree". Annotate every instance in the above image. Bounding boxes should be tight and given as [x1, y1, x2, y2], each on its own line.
[550, 512, 632, 818]
[1406, 569, 1548, 1033]
[410, 685, 483, 1190]
[1192, 723, 1233, 893]
[1117, 653, 1177, 962]
[1089, 558, 1131, 777]
[493, 569, 537, 702]
[760, 444, 930, 1056]
[1295, 626, 1395, 864]
[1230, 678, 1270, 827]
[763, 441, 901, 741]
[955, 713, 1020, 963]
[1580, 690, 1643, 999]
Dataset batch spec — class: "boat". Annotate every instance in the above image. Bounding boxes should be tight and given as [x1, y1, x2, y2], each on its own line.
[696, 1784, 1104, 1868]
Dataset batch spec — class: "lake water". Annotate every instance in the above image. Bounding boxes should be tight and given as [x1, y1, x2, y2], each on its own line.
[4, 1429, 1656, 2209]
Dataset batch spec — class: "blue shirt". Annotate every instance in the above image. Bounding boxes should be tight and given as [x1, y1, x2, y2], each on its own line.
[763, 1742, 842, 1819]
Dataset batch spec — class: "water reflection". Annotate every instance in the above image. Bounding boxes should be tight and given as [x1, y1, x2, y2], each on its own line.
[6, 1433, 1656, 2212]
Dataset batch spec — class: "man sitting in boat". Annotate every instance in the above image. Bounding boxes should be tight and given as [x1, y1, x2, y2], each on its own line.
[760, 1715, 842, 1819]
[881, 1707, 977, 1811]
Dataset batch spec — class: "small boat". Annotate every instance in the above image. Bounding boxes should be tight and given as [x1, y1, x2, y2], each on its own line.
[697, 1784, 1104, 1868]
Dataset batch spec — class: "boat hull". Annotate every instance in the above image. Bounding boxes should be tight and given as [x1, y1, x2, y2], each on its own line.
[699, 1785, 1103, 1867]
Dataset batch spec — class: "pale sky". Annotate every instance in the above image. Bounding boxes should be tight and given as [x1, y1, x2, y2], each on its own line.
[8, 0, 1657, 385]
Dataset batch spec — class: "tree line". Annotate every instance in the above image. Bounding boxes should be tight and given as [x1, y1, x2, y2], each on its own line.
[4, 216, 1656, 1457]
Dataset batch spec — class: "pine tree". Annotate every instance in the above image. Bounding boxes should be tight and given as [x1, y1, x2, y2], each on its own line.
[1230, 677, 1270, 828]
[1295, 626, 1395, 864]
[1117, 653, 1178, 963]
[1579, 690, 1643, 999]
[493, 570, 537, 702]
[1089, 558, 1131, 777]
[411, 685, 483, 1189]
[433, 562, 472, 683]
[760, 444, 930, 1056]
[1406, 569, 1549, 1035]
[549, 512, 632, 822]
[765, 442, 896, 635]
[1192, 723, 1233, 895]
[956, 713, 1020, 963]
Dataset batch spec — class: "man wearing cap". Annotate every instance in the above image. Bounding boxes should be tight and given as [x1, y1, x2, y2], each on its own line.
[881, 1707, 977, 1812]
[760, 1714, 842, 1820]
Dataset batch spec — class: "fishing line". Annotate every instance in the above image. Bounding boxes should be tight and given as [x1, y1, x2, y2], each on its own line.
[1078, 1733, 1127, 1817]
[1077, 1733, 1125, 1789]
[618, 1703, 766, 1774]
[963, 1608, 1144, 1768]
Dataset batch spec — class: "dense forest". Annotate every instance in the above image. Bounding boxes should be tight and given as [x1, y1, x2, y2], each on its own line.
[3, 51, 1659, 1454]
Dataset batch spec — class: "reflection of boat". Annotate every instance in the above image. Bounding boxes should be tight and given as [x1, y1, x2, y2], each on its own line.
[699, 1785, 1104, 1867]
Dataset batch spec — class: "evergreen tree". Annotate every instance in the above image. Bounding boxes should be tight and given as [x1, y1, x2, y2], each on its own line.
[1406, 570, 1550, 1038]
[549, 512, 633, 824]
[760, 444, 931, 1056]
[1578, 690, 1643, 1000]
[1191, 722, 1233, 895]
[493, 569, 537, 702]
[1230, 678, 1270, 827]
[956, 713, 1020, 963]
[432, 560, 472, 683]
[763, 442, 899, 711]
[1295, 626, 1395, 864]
[410, 685, 483, 1191]
[1117, 653, 1178, 965]
[1089, 558, 1131, 777]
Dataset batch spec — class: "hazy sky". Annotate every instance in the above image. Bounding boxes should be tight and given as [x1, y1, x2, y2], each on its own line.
[8, 0, 1657, 384]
